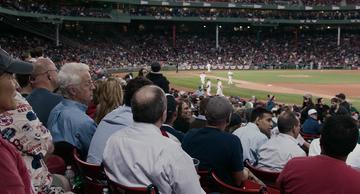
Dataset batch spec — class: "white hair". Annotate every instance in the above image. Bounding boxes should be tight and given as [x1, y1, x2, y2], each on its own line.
[58, 62, 89, 94]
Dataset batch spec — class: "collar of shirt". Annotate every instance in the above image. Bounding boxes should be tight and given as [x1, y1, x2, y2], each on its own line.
[162, 124, 175, 129]
[245, 122, 261, 132]
[132, 122, 162, 135]
[62, 98, 88, 112]
[203, 126, 222, 132]
[277, 133, 299, 145]
[193, 115, 206, 121]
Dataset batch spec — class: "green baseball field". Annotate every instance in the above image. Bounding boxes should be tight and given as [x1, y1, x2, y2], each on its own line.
[164, 70, 360, 110]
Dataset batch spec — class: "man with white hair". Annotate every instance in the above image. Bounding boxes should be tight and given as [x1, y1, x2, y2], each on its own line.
[47, 63, 96, 155]
[27, 58, 63, 127]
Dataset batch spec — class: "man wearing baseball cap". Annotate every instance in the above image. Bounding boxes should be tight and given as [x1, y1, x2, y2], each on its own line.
[302, 109, 322, 135]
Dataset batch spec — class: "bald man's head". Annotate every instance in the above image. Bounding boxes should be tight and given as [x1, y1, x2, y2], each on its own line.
[31, 58, 58, 91]
[33, 58, 56, 75]
[131, 85, 167, 124]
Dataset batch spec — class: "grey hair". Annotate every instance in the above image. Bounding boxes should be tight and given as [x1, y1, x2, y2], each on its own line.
[58, 62, 89, 95]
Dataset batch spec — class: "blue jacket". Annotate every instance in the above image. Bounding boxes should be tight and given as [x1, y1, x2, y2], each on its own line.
[302, 117, 321, 135]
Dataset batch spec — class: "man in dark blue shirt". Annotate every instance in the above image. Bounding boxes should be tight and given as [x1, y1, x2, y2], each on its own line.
[27, 58, 63, 127]
[182, 96, 251, 186]
[302, 109, 321, 134]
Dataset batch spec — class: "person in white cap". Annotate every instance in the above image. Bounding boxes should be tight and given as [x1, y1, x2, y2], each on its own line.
[302, 109, 321, 134]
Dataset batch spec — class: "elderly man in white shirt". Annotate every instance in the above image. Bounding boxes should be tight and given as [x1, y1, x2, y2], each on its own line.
[103, 85, 205, 194]
[257, 111, 306, 172]
[233, 107, 273, 164]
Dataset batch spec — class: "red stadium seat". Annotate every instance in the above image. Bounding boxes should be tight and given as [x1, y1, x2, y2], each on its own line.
[197, 170, 217, 193]
[107, 178, 159, 194]
[300, 131, 320, 143]
[46, 155, 66, 174]
[73, 149, 107, 194]
[244, 160, 280, 189]
[211, 171, 280, 194]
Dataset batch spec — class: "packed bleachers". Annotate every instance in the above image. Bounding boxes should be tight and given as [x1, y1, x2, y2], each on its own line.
[0, 0, 111, 18]
[1, 29, 359, 71]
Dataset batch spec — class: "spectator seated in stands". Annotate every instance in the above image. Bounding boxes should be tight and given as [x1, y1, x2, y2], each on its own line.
[301, 109, 322, 135]
[146, 62, 170, 93]
[308, 132, 360, 169]
[233, 107, 273, 164]
[47, 62, 96, 156]
[257, 111, 306, 172]
[190, 97, 209, 129]
[329, 97, 349, 116]
[300, 93, 315, 124]
[0, 48, 35, 194]
[173, 98, 193, 133]
[27, 58, 63, 127]
[93, 77, 124, 124]
[86, 77, 153, 164]
[103, 85, 205, 194]
[160, 94, 184, 143]
[336, 93, 351, 112]
[182, 96, 263, 186]
[277, 115, 360, 193]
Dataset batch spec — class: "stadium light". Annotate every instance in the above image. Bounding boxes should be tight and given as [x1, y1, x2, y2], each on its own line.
[247, 26, 250, 29]
[203, 25, 206, 28]
[327, 26, 331, 29]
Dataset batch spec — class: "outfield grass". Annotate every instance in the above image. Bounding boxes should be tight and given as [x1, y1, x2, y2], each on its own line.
[166, 70, 360, 110]
[214, 70, 360, 84]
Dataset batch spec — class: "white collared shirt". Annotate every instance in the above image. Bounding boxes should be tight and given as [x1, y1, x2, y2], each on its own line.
[309, 138, 360, 169]
[103, 122, 205, 194]
[257, 133, 306, 172]
[233, 122, 268, 163]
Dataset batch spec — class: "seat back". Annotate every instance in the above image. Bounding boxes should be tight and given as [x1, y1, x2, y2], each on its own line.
[244, 160, 280, 189]
[73, 149, 107, 194]
[197, 170, 215, 193]
[300, 131, 320, 143]
[54, 141, 76, 166]
[211, 171, 267, 194]
[108, 179, 159, 194]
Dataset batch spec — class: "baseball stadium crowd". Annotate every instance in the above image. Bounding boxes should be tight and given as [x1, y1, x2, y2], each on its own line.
[2, 0, 360, 19]
[1, 42, 360, 193]
[0, 0, 111, 18]
[1, 30, 359, 72]
[2, 0, 360, 7]
[130, 7, 360, 20]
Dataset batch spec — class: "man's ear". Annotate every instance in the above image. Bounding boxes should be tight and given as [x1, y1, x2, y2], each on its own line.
[161, 109, 167, 124]
[67, 86, 77, 97]
[172, 111, 178, 120]
[254, 117, 259, 125]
